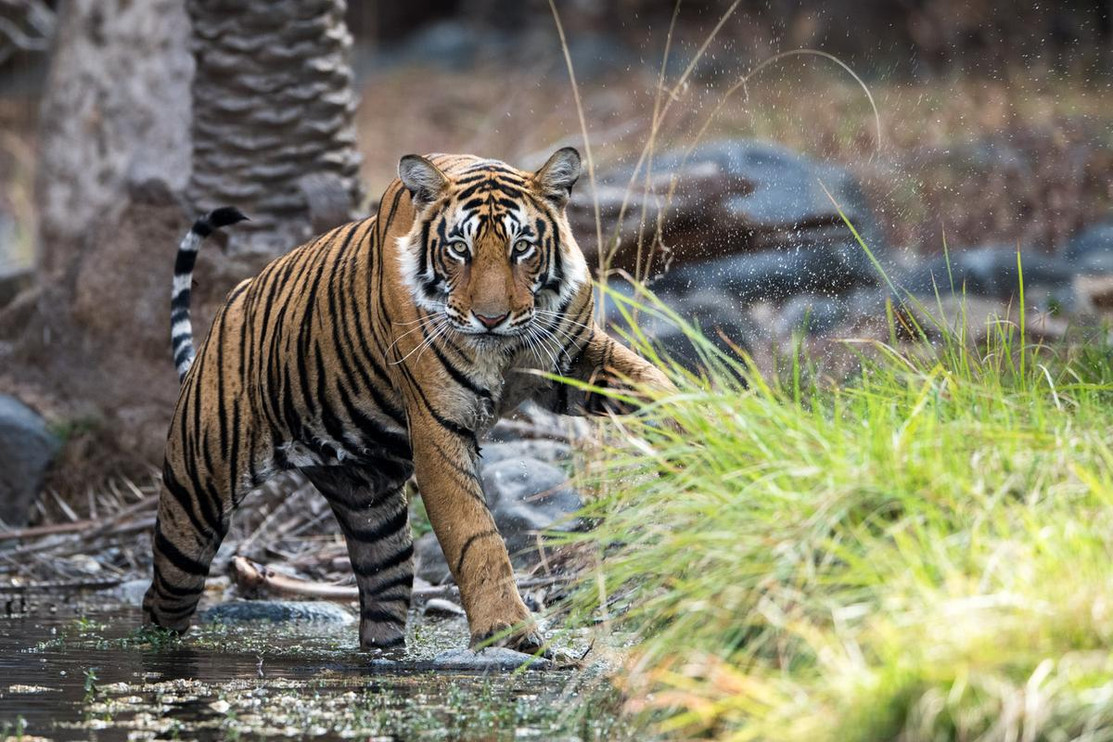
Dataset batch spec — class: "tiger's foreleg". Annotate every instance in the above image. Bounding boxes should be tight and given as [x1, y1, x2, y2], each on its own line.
[142, 461, 233, 632]
[568, 325, 676, 414]
[301, 466, 414, 650]
[408, 409, 541, 652]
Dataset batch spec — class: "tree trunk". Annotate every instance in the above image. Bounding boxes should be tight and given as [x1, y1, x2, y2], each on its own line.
[2, 0, 364, 490]
[187, 0, 362, 264]
[35, 0, 193, 274]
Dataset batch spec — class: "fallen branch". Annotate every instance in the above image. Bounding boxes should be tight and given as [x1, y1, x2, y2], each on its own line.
[231, 555, 359, 601]
[0, 494, 158, 544]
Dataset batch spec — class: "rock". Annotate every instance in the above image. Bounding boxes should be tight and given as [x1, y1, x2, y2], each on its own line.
[482, 458, 582, 564]
[563, 32, 640, 81]
[480, 440, 571, 466]
[903, 245, 1073, 299]
[413, 456, 583, 582]
[108, 578, 152, 606]
[413, 531, 452, 586]
[601, 281, 759, 369]
[422, 598, 465, 617]
[1074, 274, 1113, 315]
[776, 294, 849, 337]
[201, 600, 355, 626]
[652, 239, 874, 304]
[430, 647, 551, 671]
[379, 20, 507, 70]
[569, 139, 883, 286]
[0, 396, 60, 526]
[486, 402, 594, 443]
[1064, 220, 1113, 274]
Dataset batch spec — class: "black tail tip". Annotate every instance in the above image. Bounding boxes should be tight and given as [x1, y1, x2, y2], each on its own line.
[208, 207, 249, 228]
[192, 207, 249, 238]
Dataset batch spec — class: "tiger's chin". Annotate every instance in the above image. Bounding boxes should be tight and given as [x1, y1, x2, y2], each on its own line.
[459, 328, 528, 348]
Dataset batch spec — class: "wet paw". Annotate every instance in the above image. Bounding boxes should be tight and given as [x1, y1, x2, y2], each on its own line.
[471, 624, 548, 657]
[360, 629, 407, 654]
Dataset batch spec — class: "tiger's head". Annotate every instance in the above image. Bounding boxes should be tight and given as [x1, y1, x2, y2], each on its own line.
[396, 148, 588, 341]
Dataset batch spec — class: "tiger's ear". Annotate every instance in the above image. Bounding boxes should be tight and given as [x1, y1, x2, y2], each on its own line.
[398, 155, 449, 209]
[533, 147, 581, 207]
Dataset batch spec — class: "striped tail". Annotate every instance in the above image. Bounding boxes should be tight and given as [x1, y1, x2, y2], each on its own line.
[171, 207, 248, 382]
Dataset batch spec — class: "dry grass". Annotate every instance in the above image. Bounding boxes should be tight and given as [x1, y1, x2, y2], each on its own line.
[353, 61, 1112, 260]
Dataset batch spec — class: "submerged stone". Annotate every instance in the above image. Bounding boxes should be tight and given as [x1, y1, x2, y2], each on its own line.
[431, 647, 552, 671]
[201, 600, 355, 626]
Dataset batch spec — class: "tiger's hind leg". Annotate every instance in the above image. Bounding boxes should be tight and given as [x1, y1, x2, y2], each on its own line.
[142, 463, 234, 632]
[302, 465, 414, 650]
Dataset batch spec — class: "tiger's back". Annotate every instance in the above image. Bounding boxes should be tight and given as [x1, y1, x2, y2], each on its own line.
[145, 149, 672, 651]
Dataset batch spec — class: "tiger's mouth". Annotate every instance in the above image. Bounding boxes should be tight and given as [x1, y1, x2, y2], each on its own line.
[441, 305, 536, 338]
[451, 315, 534, 338]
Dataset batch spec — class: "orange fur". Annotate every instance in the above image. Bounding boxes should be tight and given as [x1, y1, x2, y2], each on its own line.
[144, 149, 673, 651]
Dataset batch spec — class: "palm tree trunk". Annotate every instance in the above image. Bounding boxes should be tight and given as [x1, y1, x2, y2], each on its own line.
[187, 0, 362, 261]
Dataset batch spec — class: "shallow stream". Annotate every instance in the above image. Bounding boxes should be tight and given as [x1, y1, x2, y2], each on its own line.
[0, 600, 628, 741]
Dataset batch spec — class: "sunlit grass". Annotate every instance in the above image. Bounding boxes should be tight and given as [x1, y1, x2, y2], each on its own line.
[562, 280, 1113, 741]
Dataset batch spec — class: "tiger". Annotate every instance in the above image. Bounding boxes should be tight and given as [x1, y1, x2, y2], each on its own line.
[143, 147, 674, 653]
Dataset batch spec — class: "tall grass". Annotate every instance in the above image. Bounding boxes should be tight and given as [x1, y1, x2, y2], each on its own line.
[563, 284, 1113, 741]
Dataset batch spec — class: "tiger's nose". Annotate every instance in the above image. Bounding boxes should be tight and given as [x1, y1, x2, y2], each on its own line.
[475, 312, 508, 329]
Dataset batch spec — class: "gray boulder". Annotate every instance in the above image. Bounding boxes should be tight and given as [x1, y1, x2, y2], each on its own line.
[482, 458, 581, 562]
[202, 600, 355, 626]
[480, 439, 571, 466]
[570, 139, 883, 289]
[1064, 220, 1113, 274]
[653, 239, 874, 303]
[0, 396, 60, 526]
[600, 281, 759, 369]
[776, 294, 850, 337]
[413, 530, 453, 586]
[413, 456, 583, 584]
[903, 245, 1073, 300]
[431, 647, 551, 671]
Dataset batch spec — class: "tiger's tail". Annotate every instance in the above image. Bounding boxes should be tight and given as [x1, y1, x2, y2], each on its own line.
[170, 207, 248, 382]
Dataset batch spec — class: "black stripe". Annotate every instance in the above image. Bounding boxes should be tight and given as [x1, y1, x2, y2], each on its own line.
[398, 363, 478, 449]
[314, 343, 352, 448]
[170, 288, 192, 312]
[360, 608, 406, 624]
[155, 602, 200, 620]
[154, 529, 210, 576]
[154, 568, 204, 598]
[215, 311, 228, 451]
[339, 506, 409, 543]
[227, 400, 242, 500]
[367, 571, 414, 597]
[352, 542, 414, 576]
[428, 339, 490, 400]
[454, 529, 500, 574]
[163, 464, 215, 540]
[335, 384, 411, 459]
[173, 346, 192, 369]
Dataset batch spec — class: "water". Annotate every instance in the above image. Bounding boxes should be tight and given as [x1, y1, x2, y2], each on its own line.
[0, 601, 628, 741]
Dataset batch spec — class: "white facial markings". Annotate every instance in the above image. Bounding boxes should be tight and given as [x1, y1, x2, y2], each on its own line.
[396, 233, 444, 315]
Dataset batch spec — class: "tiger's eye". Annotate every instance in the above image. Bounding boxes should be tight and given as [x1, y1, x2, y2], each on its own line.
[447, 241, 469, 258]
[512, 240, 534, 258]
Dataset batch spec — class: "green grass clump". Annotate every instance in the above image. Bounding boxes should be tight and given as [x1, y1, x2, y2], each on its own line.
[567, 287, 1113, 741]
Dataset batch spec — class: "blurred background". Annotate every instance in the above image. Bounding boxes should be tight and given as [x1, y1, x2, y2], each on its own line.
[0, 0, 1110, 520]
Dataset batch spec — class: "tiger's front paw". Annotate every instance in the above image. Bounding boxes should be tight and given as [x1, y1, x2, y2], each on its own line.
[471, 621, 547, 657]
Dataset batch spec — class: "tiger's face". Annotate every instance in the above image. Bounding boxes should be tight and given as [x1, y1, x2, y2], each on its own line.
[397, 148, 587, 341]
